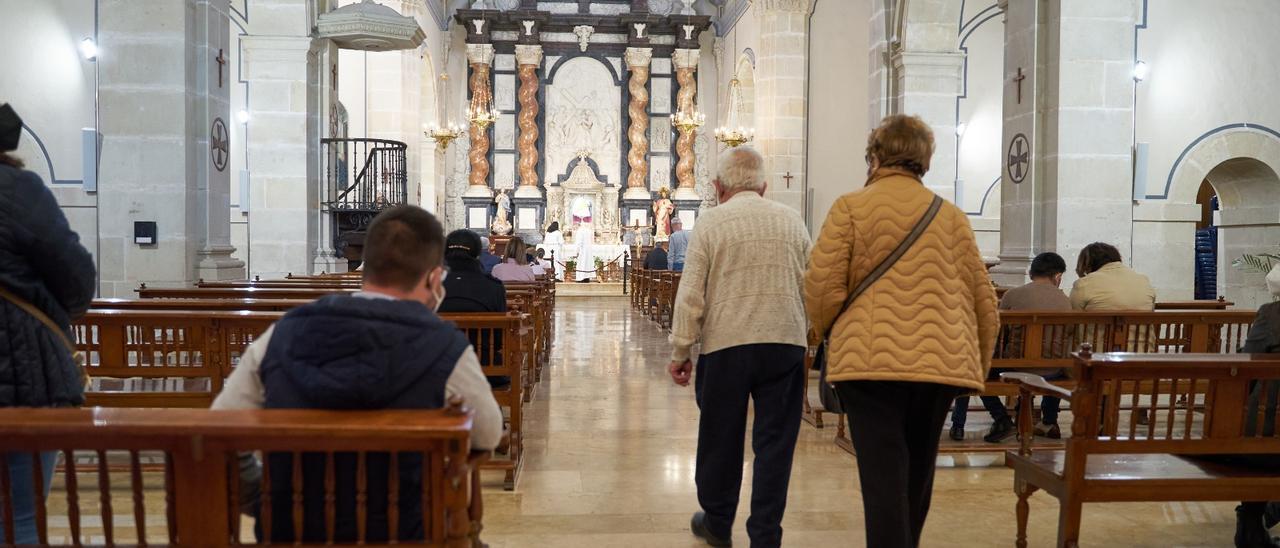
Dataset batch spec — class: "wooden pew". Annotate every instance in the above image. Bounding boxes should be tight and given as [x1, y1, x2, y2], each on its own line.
[94, 298, 311, 311]
[75, 307, 530, 491]
[1002, 350, 1280, 548]
[0, 407, 485, 547]
[137, 286, 352, 300]
[828, 310, 1259, 454]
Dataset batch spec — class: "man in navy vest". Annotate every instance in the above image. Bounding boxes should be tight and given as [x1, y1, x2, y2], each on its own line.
[213, 205, 502, 543]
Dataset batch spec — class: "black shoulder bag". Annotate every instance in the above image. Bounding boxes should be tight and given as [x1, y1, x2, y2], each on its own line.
[817, 195, 944, 414]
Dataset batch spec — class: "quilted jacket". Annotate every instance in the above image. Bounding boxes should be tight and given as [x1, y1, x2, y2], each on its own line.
[804, 169, 999, 390]
[0, 164, 96, 407]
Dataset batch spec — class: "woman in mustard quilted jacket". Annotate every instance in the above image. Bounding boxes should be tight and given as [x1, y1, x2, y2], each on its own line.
[804, 115, 999, 548]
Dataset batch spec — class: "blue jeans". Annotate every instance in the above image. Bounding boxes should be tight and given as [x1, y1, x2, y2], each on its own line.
[950, 370, 1063, 428]
[0, 452, 58, 544]
[672, 261, 684, 272]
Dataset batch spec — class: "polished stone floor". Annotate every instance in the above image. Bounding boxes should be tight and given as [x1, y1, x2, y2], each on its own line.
[480, 296, 1239, 547]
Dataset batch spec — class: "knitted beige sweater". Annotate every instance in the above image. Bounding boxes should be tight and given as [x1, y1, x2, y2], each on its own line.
[670, 193, 812, 362]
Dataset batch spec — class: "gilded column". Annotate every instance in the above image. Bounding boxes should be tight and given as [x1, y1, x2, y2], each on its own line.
[624, 47, 653, 200]
[465, 43, 495, 197]
[673, 48, 700, 200]
[514, 44, 543, 199]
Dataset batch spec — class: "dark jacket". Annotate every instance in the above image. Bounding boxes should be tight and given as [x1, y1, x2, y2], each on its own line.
[440, 257, 508, 388]
[0, 164, 95, 408]
[440, 257, 507, 314]
[258, 294, 470, 543]
[1241, 301, 1280, 438]
[644, 247, 669, 270]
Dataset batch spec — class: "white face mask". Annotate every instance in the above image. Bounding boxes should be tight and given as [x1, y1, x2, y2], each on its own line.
[430, 267, 448, 313]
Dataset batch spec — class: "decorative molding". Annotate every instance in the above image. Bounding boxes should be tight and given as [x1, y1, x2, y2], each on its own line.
[514, 43, 544, 66]
[316, 0, 425, 51]
[467, 43, 496, 65]
[754, 0, 814, 14]
[573, 25, 595, 52]
[672, 48, 700, 69]
[715, 0, 750, 36]
[1158, 123, 1280, 201]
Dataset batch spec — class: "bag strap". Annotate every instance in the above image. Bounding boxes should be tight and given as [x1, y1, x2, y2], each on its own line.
[824, 194, 944, 339]
[0, 285, 77, 354]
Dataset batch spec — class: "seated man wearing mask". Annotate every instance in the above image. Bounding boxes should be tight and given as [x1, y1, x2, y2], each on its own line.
[213, 205, 502, 543]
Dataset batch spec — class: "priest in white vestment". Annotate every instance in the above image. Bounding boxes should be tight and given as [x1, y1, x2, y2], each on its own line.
[573, 222, 594, 281]
[542, 221, 565, 279]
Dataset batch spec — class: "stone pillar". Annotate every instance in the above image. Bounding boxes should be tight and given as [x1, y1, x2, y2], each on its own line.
[242, 35, 317, 278]
[754, 0, 812, 213]
[993, 0, 1137, 287]
[465, 43, 495, 199]
[514, 44, 543, 199]
[890, 51, 965, 198]
[194, 0, 245, 281]
[313, 40, 342, 274]
[672, 48, 700, 201]
[624, 47, 653, 201]
[97, 0, 244, 295]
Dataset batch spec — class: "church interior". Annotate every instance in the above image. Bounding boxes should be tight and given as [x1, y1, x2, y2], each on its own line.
[1, 0, 1279, 546]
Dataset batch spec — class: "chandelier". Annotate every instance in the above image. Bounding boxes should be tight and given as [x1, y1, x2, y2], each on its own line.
[425, 72, 465, 149]
[670, 103, 706, 134]
[467, 81, 500, 131]
[714, 78, 754, 148]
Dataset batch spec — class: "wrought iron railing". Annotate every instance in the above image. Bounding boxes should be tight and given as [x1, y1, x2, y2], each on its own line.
[321, 137, 408, 211]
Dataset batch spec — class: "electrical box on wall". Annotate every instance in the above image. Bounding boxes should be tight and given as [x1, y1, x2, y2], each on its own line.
[134, 221, 157, 245]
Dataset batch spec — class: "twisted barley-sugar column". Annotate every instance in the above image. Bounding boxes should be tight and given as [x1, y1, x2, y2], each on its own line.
[516, 45, 542, 188]
[468, 62, 492, 189]
[674, 65, 697, 190]
[625, 48, 652, 190]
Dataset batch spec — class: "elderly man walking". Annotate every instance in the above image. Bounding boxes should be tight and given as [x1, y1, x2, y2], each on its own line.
[668, 146, 812, 548]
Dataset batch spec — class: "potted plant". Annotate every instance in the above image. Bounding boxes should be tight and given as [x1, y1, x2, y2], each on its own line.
[1232, 246, 1280, 301]
[565, 259, 577, 281]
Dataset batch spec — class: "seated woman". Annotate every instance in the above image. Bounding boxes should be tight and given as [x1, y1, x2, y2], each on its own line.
[1069, 242, 1157, 351]
[438, 230, 509, 389]
[492, 237, 537, 283]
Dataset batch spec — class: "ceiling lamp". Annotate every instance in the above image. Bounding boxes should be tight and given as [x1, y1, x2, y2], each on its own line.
[425, 72, 465, 149]
[714, 78, 754, 148]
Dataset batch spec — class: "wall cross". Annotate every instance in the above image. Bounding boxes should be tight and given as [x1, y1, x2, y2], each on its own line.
[1013, 67, 1026, 104]
[215, 48, 227, 88]
[783, 172, 795, 189]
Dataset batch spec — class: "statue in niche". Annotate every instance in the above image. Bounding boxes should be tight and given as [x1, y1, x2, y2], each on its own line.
[492, 189, 512, 235]
[570, 195, 593, 225]
[653, 187, 675, 242]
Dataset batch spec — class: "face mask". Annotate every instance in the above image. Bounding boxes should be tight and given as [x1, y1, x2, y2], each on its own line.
[432, 284, 447, 313]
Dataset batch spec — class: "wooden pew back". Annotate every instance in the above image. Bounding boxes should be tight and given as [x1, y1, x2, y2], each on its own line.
[0, 407, 480, 547]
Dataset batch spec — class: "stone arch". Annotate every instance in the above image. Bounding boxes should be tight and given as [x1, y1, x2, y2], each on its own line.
[1165, 125, 1280, 204]
[1163, 128, 1280, 307]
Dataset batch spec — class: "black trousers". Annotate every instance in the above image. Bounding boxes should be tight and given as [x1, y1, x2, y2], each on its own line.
[694, 343, 805, 548]
[836, 380, 966, 548]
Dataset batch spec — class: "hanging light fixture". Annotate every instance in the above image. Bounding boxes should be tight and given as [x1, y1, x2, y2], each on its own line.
[670, 101, 706, 134]
[466, 74, 501, 131]
[714, 78, 754, 147]
[425, 72, 465, 149]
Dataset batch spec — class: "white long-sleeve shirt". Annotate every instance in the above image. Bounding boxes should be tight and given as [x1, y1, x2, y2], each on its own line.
[212, 321, 503, 451]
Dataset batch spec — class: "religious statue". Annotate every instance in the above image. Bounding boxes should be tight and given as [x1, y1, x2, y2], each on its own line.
[491, 189, 512, 235]
[570, 195, 593, 225]
[653, 187, 675, 242]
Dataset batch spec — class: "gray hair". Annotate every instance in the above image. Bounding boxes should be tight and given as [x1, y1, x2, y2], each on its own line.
[481, 236, 490, 248]
[715, 146, 766, 193]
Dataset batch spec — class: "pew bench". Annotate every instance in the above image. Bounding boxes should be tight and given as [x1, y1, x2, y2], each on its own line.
[1001, 350, 1280, 548]
[0, 406, 487, 547]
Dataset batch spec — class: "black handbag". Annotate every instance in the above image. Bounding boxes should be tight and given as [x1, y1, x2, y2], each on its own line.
[816, 194, 944, 414]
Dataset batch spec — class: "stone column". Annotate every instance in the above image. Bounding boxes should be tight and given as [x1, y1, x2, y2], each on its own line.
[514, 44, 543, 199]
[624, 47, 653, 201]
[242, 35, 318, 278]
[465, 43, 495, 199]
[194, 0, 245, 281]
[992, 0, 1137, 287]
[890, 51, 964, 198]
[672, 48, 700, 201]
[754, 0, 812, 213]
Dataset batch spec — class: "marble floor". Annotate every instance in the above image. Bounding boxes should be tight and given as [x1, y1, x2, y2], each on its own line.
[480, 296, 1240, 547]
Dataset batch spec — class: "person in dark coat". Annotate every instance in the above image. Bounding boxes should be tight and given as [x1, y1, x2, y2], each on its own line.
[440, 230, 506, 314]
[479, 236, 501, 275]
[1232, 293, 1280, 548]
[439, 230, 509, 389]
[0, 103, 96, 544]
[644, 241, 669, 271]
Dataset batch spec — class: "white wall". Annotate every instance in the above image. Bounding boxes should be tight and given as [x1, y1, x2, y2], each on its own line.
[955, 1, 1003, 257]
[1134, 0, 1280, 304]
[0, 0, 100, 283]
[805, 0, 871, 236]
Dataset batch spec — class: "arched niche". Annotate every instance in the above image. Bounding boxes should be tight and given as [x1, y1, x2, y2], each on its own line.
[1202, 157, 1280, 307]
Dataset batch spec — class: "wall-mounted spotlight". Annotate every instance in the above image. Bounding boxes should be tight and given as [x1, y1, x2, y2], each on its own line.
[236, 110, 251, 124]
[955, 123, 967, 137]
[1133, 60, 1149, 82]
[79, 37, 98, 61]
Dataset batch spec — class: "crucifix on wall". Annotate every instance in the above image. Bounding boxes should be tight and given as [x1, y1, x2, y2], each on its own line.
[215, 48, 227, 88]
[1013, 67, 1026, 104]
[783, 172, 795, 189]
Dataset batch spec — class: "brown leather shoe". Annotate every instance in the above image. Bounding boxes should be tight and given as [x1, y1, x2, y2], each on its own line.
[1033, 422, 1061, 439]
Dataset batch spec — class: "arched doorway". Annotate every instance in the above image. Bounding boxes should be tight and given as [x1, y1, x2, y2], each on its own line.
[1202, 158, 1280, 306]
